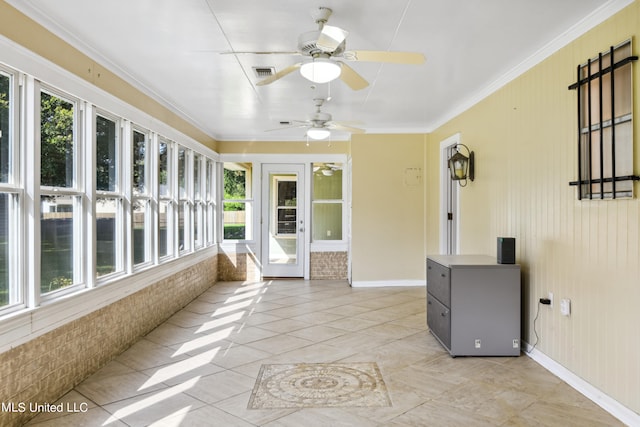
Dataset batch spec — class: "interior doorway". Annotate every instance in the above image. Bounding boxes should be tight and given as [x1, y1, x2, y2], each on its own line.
[261, 164, 305, 277]
[440, 134, 461, 254]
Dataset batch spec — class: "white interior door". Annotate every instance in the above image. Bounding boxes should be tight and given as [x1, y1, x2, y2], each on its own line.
[440, 134, 461, 255]
[261, 164, 305, 277]
[445, 144, 458, 254]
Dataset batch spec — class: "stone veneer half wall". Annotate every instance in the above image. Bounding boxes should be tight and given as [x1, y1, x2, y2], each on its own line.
[218, 250, 261, 281]
[218, 250, 347, 281]
[310, 251, 348, 280]
[0, 255, 217, 426]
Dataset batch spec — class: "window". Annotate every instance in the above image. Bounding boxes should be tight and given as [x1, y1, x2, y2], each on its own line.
[0, 58, 221, 317]
[177, 146, 191, 252]
[0, 69, 20, 309]
[569, 40, 638, 199]
[158, 139, 173, 259]
[132, 128, 151, 265]
[223, 162, 252, 240]
[193, 153, 204, 249]
[41, 91, 75, 188]
[95, 113, 122, 277]
[40, 89, 82, 294]
[0, 194, 19, 308]
[205, 159, 216, 245]
[311, 163, 343, 241]
[274, 178, 297, 235]
[0, 71, 12, 183]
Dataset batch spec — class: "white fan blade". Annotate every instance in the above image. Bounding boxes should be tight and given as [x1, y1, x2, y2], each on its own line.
[328, 123, 365, 134]
[343, 50, 425, 64]
[338, 62, 369, 91]
[256, 63, 302, 86]
[317, 25, 348, 52]
[265, 123, 309, 132]
[220, 51, 300, 55]
[327, 119, 364, 126]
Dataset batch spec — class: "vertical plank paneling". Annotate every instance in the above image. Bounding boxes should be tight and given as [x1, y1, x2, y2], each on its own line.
[427, 2, 639, 414]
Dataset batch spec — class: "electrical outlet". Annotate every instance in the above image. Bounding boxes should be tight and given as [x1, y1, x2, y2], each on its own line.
[560, 298, 571, 316]
[548, 292, 554, 308]
[513, 339, 520, 349]
[475, 339, 481, 349]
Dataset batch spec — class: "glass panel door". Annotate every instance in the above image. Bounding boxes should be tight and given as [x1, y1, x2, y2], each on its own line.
[262, 164, 304, 277]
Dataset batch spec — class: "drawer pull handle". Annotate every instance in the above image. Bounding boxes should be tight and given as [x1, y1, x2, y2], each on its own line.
[441, 273, 446, 277]
[441, 312, 446, 317]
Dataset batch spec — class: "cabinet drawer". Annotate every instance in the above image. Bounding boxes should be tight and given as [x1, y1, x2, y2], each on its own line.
[427, 293, 451, 350]
[427, 259, 451, 307]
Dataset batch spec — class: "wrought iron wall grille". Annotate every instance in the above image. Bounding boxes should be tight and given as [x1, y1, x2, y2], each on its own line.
[568, 39, 638, 200]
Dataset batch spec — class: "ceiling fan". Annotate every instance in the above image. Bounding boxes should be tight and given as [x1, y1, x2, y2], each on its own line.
[268, 98, 364, 140]
[234, 6, 425, 90]
[314, 162, 342, 176]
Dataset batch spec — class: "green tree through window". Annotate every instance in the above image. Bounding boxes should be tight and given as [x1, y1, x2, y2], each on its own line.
[41, 92, 74, 187]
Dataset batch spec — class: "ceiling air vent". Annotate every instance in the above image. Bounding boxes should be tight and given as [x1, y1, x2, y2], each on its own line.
[253, 66, 276, 78]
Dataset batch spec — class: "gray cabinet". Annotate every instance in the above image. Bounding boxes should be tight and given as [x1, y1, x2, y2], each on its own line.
[426, 255, 521, 357]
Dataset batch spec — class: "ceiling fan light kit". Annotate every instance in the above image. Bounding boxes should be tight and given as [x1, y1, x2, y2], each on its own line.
[300, 57, 341, 83]
[306, 127, 331, 140]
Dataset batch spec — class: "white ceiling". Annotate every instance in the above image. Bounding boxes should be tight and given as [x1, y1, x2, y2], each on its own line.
[8, 0, 628, 142]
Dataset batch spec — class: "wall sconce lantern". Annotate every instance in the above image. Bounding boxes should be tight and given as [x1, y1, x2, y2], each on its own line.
[448, 144, 474, 186]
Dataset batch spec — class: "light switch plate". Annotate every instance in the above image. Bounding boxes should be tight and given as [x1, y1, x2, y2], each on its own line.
[560, 298, 571, 316]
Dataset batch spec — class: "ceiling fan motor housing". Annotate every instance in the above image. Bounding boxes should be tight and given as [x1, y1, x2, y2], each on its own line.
[310, 111, 332, 125]
[311, 6, 333, 23]
[298, 30, 345, 56]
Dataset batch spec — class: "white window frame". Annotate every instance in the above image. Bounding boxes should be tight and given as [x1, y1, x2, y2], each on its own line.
[38, 85, 86, 301]
[157, 137, 175, 262]
[193, 152, 204, 250]
[93, 110, 125, 282]
[205, 159, 216, 246]
[222, 161, 254, 242]
[177, 145, 193, 254]
[310, 162, 346, 244]
[131, 125, 153, 269]
[0, 65, 23, 313]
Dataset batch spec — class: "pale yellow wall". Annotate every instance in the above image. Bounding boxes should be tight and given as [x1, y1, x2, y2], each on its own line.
[427, 1, 640, 413]
[351, 134, 426, 282]
[0, 1, 217, 150]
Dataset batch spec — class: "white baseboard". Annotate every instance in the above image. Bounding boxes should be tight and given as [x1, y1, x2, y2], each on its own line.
[524, 343, 639, 426]
[350, 280, 424, 288]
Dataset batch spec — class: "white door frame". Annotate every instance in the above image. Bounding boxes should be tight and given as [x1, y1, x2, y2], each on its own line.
[439, 133, 461, 254]
[261, 163, 306, 277]
[220, 153, 349, 282]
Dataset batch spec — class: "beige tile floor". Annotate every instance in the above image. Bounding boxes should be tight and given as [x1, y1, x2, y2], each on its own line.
[26, 280, 623, 426]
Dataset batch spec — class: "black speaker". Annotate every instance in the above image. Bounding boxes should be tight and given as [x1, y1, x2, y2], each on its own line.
[497, 237, 516, 264]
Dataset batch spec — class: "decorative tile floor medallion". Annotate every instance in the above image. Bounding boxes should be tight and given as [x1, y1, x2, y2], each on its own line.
[248, 362, 392, 409]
